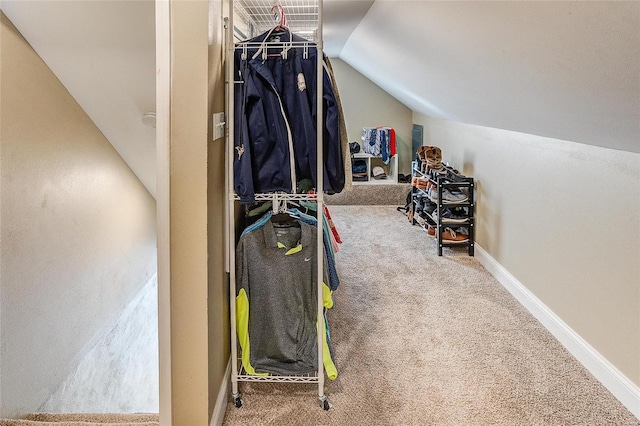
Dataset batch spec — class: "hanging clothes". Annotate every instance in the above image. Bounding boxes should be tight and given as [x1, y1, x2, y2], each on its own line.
[234, 29, 345, 204]
[362, 127, 395, 164]
[235, 218, 337, 379]
[324, 57, 352, 191]
[242, 202, 342, 291]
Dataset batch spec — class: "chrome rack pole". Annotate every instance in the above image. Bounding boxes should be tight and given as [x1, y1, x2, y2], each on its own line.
[226, 0, 241, 406]
[316, 0, 328, 410]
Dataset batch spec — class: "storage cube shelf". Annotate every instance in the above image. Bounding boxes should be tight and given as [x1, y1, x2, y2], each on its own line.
[351, 153, 398, 185]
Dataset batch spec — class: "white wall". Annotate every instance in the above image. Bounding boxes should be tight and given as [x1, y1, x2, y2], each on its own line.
[0, 13, 157, 418]
[329, 58, 413, 174]
[38, 276, 159, 413]
[414, 114, 640, 387]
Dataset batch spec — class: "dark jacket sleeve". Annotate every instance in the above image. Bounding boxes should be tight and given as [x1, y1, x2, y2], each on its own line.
[233, 56, 256, 204]
[321, 60, 345, 193]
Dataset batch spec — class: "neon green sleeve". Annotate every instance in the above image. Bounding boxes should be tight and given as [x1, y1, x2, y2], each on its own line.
[236, 289, 268, 376]
[323, 282, 333, 309]
[322, 323, 338, 380]
[239, 285, 335, 379]
[319, 285, 338, 380]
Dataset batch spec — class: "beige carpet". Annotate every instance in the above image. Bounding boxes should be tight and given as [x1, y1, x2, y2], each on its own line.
[222, 205, 639, 426]
[325, 184, 410, 206]
[0, 413, 158, 426]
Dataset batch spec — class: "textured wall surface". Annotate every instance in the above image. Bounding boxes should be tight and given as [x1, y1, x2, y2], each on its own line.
[414, 113, 640, 387]
[0, 13, 157, 418]
[39, 277, 159, 413]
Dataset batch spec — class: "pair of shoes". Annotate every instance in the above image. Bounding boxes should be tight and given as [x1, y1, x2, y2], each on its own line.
[442, 227, 469, 243]
[431, 208, 468, 223]
[398, 173, 411, 183]
[417, 146, 442, 171]
[428, 187, 468, 204]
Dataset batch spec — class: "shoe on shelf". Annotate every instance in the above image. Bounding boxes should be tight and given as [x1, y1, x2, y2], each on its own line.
[412, 176, 430, 190]
[432, 208, 468, 223]
[428, 188, 468, 204]
[425, 225, 436, 238]
[443, 189, 468, 203]
[428, 167, 447, 179]
[442, 227, 469, 243]
[423, 200, 436, 215]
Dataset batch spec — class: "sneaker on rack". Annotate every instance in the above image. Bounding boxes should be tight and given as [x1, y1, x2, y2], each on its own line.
[423, 199, 436, 215]
[443, 190, 468, 204]
[442, 227, 469, 243]
[428, 188, 468, 204]
[432, 208, 468, 223]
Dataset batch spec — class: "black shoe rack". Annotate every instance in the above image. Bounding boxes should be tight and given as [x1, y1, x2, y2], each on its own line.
[411, 161, 475, 256]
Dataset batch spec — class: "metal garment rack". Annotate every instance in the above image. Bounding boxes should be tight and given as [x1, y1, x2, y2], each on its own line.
[225, 0, 331, 410]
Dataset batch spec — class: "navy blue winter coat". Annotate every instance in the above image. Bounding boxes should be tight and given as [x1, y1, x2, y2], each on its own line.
[234, 29, 344, 203]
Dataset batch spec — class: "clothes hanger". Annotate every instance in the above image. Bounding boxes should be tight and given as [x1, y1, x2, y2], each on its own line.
[270, 197, 300, 227]
[251, 4, 294, 60]
[271, 4, 287, 32]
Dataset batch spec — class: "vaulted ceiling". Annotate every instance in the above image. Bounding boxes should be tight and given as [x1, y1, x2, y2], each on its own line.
[340, 1, 640, 154]
[1, 0, 157, 196]
[2, 1, 638, 198]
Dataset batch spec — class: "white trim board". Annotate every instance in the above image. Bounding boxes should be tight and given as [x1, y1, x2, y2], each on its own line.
[475, 244, 640, 420]
[210, 359, 231, 426]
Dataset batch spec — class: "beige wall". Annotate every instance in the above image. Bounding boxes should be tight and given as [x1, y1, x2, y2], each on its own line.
[157, 1, 229, 423]
[162, 1, 211, 425]
[414, 114, 640, 386]
[0, 13, 157, 418]
[329, 58, 413, 175]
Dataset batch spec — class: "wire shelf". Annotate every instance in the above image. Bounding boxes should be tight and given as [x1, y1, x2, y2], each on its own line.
[229, 192, 319, 202]
[237, 360, 320, 383]
[234, 0, 319, 41]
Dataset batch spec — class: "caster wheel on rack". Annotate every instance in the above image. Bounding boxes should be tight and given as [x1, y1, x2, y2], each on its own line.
[319, 396, 332, 411]
[233, 393, 243, 408]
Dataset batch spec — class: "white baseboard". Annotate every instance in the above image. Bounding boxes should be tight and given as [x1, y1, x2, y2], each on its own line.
[475, 245, 640, 420]
[210, 358, 231, 426]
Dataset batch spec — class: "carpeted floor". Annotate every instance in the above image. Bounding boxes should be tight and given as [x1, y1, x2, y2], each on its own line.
[325, 184, 410, 206]
[222, 205, 639, 426]
[0, 413, 158, 426]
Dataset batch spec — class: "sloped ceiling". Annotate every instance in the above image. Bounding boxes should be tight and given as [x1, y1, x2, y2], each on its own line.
[1, 0, 157, 197]
[2, 1, 638, 201]
[324, 0, 374, 57]
[341, 1, 640, 153]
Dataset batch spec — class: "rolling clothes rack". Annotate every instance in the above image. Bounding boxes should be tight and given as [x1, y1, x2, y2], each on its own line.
[225, 0, 332, 410]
